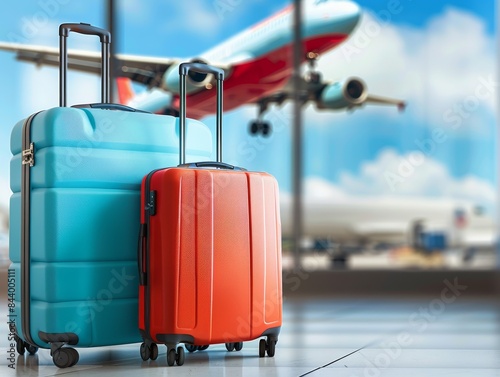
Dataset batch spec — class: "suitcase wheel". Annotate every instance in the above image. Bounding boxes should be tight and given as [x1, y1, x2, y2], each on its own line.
[26, 344, 38, 355]
[167, 348, 176, 366]
[176, 346, 185, 366]
[15, 336, 39, 356]
[150, 343, 159, 360]
[185, 344, 209, 353]
[140, 343, 149, 360]
[259, 338, 277, 358]
[267, 340, 276, 357]
[15, 336, 25, 355]
[259, 339, 266, 357]
[166, 346, 185, 366]
[52, 347, 79, 368]
[225, 342, 243, 352]
[140, 342, 158, 361]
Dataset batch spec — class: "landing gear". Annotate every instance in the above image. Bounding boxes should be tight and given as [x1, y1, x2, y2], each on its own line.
[247, 51, 323, 137]
[249, 120, 271, 137]
[304, 71, 321, 84]
[305, 51, 322, 84]
[249, 97, 274, 137]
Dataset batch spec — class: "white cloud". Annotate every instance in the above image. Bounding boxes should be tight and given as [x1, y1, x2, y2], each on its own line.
[120, 0, 151, 24]
[160, 0, 224, 40]
[317, 8, 497, 126]
[304, 176, 347, 201]
[283, 147, 496, 211]
[336, 148, 496, 209]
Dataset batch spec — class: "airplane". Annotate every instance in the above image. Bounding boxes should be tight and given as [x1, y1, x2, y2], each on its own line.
[0, 0, 405, 136]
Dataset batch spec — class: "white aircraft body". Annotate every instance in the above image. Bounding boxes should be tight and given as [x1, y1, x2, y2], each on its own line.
[280, 196, 495, 250]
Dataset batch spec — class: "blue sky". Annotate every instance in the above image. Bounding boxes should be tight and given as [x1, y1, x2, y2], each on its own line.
[0, 0, 497, 212]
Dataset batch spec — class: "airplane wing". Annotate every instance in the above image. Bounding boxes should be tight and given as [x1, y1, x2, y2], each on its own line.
[0, 42, 180, 87]
[254, 77, 406, 113]
[366, 94, 407, 112]
[248, 75, 406, 135]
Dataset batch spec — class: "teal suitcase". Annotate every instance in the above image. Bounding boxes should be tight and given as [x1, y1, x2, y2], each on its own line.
[8, 23, 211, 368]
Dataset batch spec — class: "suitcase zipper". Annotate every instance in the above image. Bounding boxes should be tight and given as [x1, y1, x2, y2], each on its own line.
[20, 112, 41, 347]
[141, 168, 162, 338]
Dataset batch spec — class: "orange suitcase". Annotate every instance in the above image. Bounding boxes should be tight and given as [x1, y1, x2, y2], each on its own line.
[138, 63, 282, 366]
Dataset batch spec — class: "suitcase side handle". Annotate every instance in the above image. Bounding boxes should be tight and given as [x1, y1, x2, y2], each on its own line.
[178, 161, 246, 171]
[138, 223, 147, 286]
[179, 62, 225, 165]
[59, 23, 111, 107]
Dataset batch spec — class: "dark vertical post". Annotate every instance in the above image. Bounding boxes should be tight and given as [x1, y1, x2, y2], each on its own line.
[497, 0, 500, 270]
[292, 0, 303, 270]
[107, 0, 116, 102]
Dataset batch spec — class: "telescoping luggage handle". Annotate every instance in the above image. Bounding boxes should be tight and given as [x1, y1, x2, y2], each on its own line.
[59, 23, 110, 107]
[178, 63, 245, 171]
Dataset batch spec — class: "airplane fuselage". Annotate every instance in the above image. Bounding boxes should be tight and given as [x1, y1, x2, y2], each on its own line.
[181, 0, 361, 118]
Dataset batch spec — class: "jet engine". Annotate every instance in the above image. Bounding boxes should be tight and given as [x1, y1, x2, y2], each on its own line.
[317, 77, 367, 110]
[161, 59, 214, 94]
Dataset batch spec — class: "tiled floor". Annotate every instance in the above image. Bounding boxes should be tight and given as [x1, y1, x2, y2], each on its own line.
[0, 296, 499, 376]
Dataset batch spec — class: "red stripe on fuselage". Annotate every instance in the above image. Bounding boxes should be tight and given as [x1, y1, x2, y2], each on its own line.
[183, 33, 348, 119]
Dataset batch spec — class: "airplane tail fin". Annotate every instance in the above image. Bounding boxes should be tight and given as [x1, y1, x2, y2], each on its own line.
[116, 77, 134, 105]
